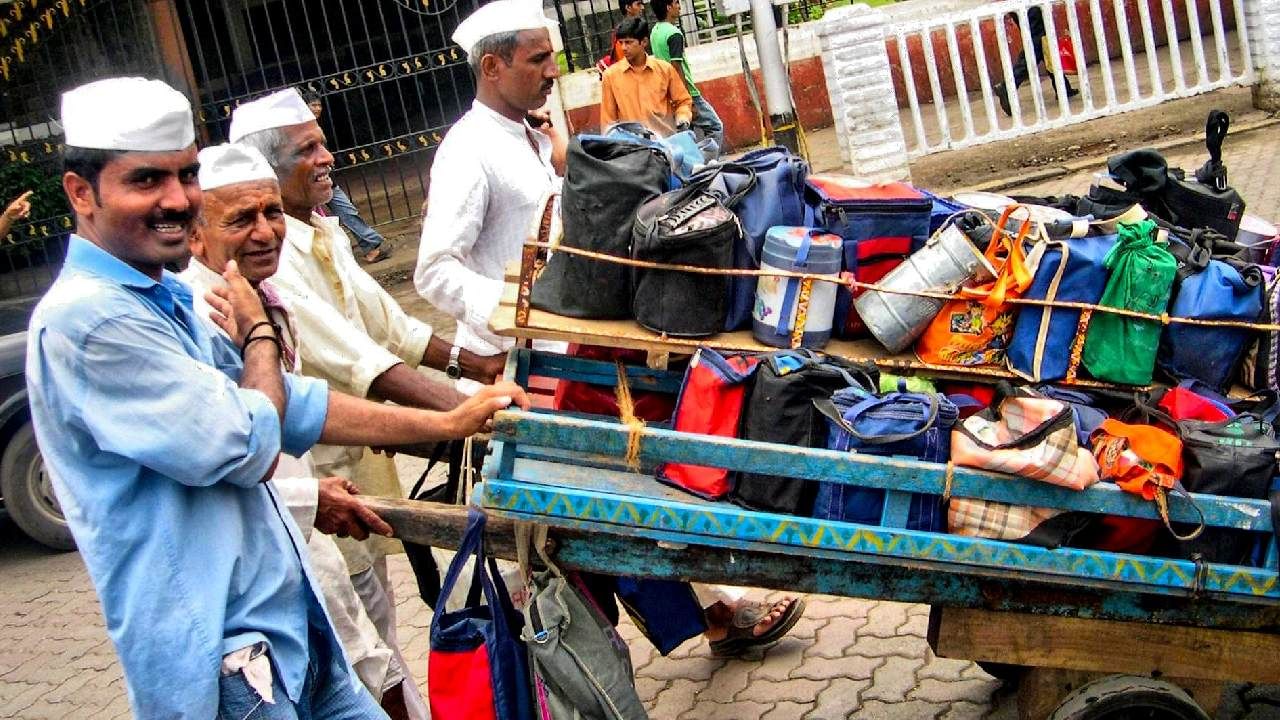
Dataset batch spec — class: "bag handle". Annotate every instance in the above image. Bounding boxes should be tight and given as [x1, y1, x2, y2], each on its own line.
[686, 162, 759, 209]
[1205, 110, 1229, 164]
[814, 393, 941, 445]
[1156, 483, 1206, 542]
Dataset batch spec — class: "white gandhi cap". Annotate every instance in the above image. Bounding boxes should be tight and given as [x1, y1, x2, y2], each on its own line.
[60, 77, 195, 152]
[228, 88, 315, 143]
[452, 0, 558, 57]
[198, 144, 278, 192]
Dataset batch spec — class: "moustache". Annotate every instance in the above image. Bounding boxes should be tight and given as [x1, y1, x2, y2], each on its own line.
[149, 211, 193, 225]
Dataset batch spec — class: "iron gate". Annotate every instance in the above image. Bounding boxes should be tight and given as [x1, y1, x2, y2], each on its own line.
[0, 0, 481, 301]
[0, 0, 163, 301]
[174, 0, 483, 230]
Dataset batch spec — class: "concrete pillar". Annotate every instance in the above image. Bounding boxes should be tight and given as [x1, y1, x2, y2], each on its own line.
[813, 3, 911, 182]
[1245, 0, 1280, 111]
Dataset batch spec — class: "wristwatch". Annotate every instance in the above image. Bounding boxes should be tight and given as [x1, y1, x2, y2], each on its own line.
[446, 345, 463, 380]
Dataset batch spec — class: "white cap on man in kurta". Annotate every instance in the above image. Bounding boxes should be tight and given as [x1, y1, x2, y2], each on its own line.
[60, 77, 195, 151]
[198, 144, 278, 191]
[452, 0, 558, 57]
[228, 88, 314, 143]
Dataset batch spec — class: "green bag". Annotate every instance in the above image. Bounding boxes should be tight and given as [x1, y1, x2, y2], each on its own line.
[1082, 219, 1177, 385]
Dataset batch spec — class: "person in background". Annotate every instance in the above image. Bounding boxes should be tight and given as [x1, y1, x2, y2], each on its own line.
[594, 0, 648, 75]
[301, 89, 391, 264]
[0, 190, 32, 240]
[649, 0, 724, 154]
[993, 6, 1079, 117]
[180, 142, 419, 720]
[600, 17, 693, 135]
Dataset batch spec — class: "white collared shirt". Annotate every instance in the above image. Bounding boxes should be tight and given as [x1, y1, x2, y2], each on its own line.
[414, 99, 563, 394]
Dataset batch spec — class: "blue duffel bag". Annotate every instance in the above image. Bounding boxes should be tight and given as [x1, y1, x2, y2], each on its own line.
[811, 383, 958, 531]
[694, 147, 809, 331]
[1007, 233, 1118, 383]
[1158, 244, 1264, 391]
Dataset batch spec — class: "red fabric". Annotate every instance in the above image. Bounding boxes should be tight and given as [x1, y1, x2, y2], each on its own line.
[659, 353, 758, 498]
[805, 177, 925, 202]
[938, 382, 995, 419]
[553, 345, 676, 422]
[428, 647, 498, 720]
[844, 237, 915, 335]
[1156, 387, 1230, 424]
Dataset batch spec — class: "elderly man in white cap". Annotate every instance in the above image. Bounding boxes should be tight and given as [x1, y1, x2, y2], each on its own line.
[179, 142, 425, 720]
[413, 0, 568, 398]
[228, 86, 493, 713]
[27, 77, 528, 720]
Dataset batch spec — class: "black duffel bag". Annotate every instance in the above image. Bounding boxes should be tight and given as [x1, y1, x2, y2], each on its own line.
[531, 135, 671, 319]
[1136, 391, 1280, 565]
[630, 170, 753, 336]
[730, 351, 879, 515]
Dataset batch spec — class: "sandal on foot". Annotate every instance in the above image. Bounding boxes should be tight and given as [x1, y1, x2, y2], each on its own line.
[361, 247, 392, 264]
[708, 597, 806, 657]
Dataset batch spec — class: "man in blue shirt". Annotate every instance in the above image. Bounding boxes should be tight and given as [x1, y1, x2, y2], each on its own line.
[28, 77, 528, 720]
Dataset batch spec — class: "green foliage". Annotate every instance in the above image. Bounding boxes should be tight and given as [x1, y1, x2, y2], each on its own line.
[0, 160, 68, 229]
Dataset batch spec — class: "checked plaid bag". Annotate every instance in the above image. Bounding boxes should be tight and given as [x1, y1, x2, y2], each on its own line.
[947, 386, 1100, 545]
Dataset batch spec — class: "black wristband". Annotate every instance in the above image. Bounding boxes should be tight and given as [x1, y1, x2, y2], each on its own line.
[241, 333, 282, 361]
[245, 320, 274, 339]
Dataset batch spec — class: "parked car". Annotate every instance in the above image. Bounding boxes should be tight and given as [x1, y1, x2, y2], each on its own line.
[0, 301, 73, 550]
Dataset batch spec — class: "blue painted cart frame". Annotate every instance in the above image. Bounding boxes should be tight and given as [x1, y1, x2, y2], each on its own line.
[478, 349, 1280, 632]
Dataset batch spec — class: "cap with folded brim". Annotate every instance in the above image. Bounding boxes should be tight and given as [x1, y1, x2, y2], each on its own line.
[453, 0, 558, 57]
[228, 88, 315, 143]
[60, 77, 195, 152]
[198, 144, 278, 191]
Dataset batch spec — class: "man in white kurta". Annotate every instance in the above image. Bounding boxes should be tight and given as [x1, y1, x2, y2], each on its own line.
[177, 144, 416, 714]
[414, 3, 568, 395]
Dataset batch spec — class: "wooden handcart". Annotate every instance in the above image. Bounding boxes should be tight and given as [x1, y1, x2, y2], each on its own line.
[370, 255, 1280, 719]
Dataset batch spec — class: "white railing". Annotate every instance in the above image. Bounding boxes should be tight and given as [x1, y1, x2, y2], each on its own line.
[886, 0, 1255, 157]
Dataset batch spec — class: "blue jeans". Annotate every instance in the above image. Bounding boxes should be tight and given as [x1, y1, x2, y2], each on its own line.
[690, 95, 724, 159]
[328, 185, 384, 254]
[217, 636, 388, 720]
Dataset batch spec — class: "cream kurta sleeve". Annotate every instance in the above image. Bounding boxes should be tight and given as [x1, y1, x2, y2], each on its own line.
[323, 223, 434, 368]
[269, 281, 407, 399]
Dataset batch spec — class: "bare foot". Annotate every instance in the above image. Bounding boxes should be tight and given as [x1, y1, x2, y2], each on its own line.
[703, 597, 798, 641]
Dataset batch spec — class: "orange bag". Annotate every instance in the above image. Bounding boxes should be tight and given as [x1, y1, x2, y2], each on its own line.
[916, 206, 1035, 367]
[1092, 418, 1203, 541]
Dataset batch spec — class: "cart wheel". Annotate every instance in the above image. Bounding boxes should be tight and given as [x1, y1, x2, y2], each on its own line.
[1048, 675, 1210, 720]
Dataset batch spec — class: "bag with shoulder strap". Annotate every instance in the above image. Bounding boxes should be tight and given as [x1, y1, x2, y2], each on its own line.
[1157, 230, 1265, 392]
[631, 170, 752, 336]
[531, 135, 672, 319]
[693, 147, 809, 331]
[515, 523, 650, 720]
[812, 382, 957, 531]
[916, 206, 1036, 367]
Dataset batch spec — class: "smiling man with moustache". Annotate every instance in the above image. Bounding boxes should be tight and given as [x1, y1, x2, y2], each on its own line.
[231, 88, 492, 720]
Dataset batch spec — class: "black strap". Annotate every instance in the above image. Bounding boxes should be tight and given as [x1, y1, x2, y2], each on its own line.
[1205, 110, 1229, 163]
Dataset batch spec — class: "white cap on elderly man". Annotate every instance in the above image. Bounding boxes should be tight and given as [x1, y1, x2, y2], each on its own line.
[452, 0, 557, 57]
[228, 88, 314, 143]
[60, 77, 195, 152]
[198, 144, 277, 191]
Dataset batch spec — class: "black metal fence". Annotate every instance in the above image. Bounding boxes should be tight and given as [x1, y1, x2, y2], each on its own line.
[0, 0, 483, 300]
[554, 0, 847, 72]
[0, 0, 164, 300]
[175, 0, 482, 229]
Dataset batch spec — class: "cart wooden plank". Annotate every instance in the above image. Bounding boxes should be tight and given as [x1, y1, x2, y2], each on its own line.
[931, 606, 1280, 683]
[491, 263, 1130, 389]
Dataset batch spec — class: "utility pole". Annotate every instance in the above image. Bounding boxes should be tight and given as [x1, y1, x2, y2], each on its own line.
[749, 0, 799, 152]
